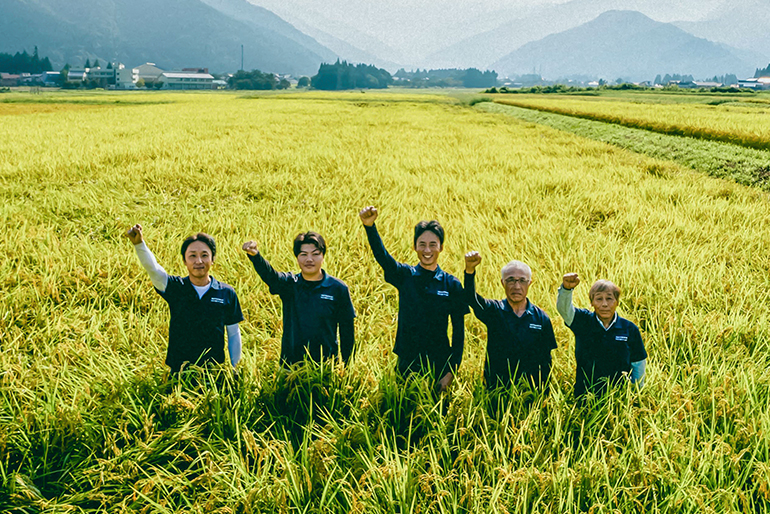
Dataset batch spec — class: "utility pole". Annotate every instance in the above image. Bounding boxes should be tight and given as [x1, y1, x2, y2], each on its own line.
[241, 45, 244, 71]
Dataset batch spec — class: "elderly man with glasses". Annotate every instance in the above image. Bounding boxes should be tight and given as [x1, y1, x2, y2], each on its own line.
[464, 251, 557, 390]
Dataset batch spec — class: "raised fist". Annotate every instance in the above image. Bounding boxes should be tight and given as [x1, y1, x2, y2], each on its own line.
[359, 206, 378, 227]
[562, 273, 580, 290]
[242, 240, 259, 256]
[126, 224, 144, 245]
[464, 251, 482, 273]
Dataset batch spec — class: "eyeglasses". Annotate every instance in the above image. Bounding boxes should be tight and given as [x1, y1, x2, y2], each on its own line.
[504, 278, 530, 285]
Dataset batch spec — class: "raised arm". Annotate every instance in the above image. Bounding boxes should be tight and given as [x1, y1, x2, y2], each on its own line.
[242, 240, 293, 294]
[359, 206, 402, 281]
[556, 273, 580, 326]
[463, 251, 495, 322]
[126, 224, 168, 292]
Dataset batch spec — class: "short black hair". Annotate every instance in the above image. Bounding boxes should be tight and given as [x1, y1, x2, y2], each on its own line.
[293, 231, 326, 257]
[181, 233, 216, 260]
[413, 220, 444, 246]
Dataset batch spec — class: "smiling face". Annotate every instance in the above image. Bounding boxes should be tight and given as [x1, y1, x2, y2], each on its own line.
[591, 290, 619, 324]
[501, 266, 531, 306]
[184, 240, 213, 282]
[414, 231, 442, 270]
[296, 243, 324, 278]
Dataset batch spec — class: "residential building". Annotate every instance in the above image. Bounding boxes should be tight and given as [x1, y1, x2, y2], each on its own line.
[0, 73, 20, 87]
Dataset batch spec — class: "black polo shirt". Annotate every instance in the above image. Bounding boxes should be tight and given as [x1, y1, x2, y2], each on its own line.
[465, 272, 557, 388]
[248, 253, 356, 365]
[156, 276, 244, 372]
[568, 308, 647, 396]
[364, 224, 468, 376]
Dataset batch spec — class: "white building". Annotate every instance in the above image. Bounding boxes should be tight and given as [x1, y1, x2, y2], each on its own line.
[114, 64, 138, 89]
[67, 69, 88, 82]
[134, 63, 165, 84]
[161, 71, 215, 90]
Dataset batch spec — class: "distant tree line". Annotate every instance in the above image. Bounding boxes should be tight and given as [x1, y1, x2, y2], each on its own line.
[394, 68, 497, 88]
[756, 64, 770, 78]
[0, 47, 53, 73]
[311, 60, 391, 90]
[654, 73, 694, 85]
[228, 69, 290, 90]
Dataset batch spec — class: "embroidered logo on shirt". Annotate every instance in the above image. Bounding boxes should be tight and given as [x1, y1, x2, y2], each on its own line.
[615, 335, 628, 341]
[436, 291, 449, 297]
[210, 297, 225, 304]
[529, 323, 542, 330]
[320, 294, 335, 301]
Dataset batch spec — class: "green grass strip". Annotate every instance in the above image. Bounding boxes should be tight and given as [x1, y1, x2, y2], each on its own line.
[480, 101, 770, 191]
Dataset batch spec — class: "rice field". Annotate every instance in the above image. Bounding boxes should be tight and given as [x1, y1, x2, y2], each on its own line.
[491, 92, 770, 151]
[1, 90, 770, 513]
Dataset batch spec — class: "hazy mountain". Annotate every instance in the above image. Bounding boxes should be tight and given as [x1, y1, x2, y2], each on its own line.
[674, 0, 770, 65]
[491, 10, 757, 81]
[0, 0, 335, 74]
[249, 0, 410, 66]
[268, 11, 405, 71]
[426, 0, 728, 69]
[246, 0, 728, 67]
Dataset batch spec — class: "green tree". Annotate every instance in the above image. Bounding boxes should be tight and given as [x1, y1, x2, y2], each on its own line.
[136, 78, 145, 88]
[93, 59, 100, 68]
[297, 76, 310, 88]
[85, 58, 91, 68]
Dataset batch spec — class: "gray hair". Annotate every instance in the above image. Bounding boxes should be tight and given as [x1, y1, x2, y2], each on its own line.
[500, 260, 532, 280]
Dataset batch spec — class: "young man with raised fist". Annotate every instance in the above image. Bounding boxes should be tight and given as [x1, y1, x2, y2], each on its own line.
[359, 206, 468, 393]
[126, 224, 243, 374]
[242, 232, 355, 366]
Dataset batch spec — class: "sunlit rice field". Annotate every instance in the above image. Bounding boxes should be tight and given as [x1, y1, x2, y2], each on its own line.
[491, 93, 770, 151]
[1, 90, 770, 513]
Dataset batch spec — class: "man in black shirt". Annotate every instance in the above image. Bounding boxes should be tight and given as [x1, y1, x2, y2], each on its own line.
[359, 206, 468, 392]
[464, 251, 556, 389]
[126, 224, 244, 373]
[242, 232, 355, 366]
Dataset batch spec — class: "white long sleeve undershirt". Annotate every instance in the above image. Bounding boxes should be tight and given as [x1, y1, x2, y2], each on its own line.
[133, 241, 169, 292]
[556, 285, 576, 326]
[227, 324, 242, 368]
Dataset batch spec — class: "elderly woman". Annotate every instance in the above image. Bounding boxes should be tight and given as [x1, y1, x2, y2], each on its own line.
[557, 273, 647, 397]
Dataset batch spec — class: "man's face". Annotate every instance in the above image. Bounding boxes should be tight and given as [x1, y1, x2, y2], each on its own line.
[501, 267, 531, 305]
[591, 291, 618, 322]
[184, 241, 213, 280]
[297, 243, 324, 276]
[414, 231, 442, 269]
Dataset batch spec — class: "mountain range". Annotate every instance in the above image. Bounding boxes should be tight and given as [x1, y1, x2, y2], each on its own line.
[491, 10, 763, 81]
[0, 0, 336, 74]
[1, 0, 767, 80]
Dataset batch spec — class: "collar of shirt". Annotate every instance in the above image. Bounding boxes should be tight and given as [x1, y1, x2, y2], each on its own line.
[185, 276, 222, 289]
[297, 269, 334, 288]
[413, 264, 445, 281]
[502, 297, 534, 318]
[594, 312, 618, 331]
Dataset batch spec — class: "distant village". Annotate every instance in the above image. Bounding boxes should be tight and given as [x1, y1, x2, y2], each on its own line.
[1, 58, 769, 91]
[0, 61, 295, 90]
